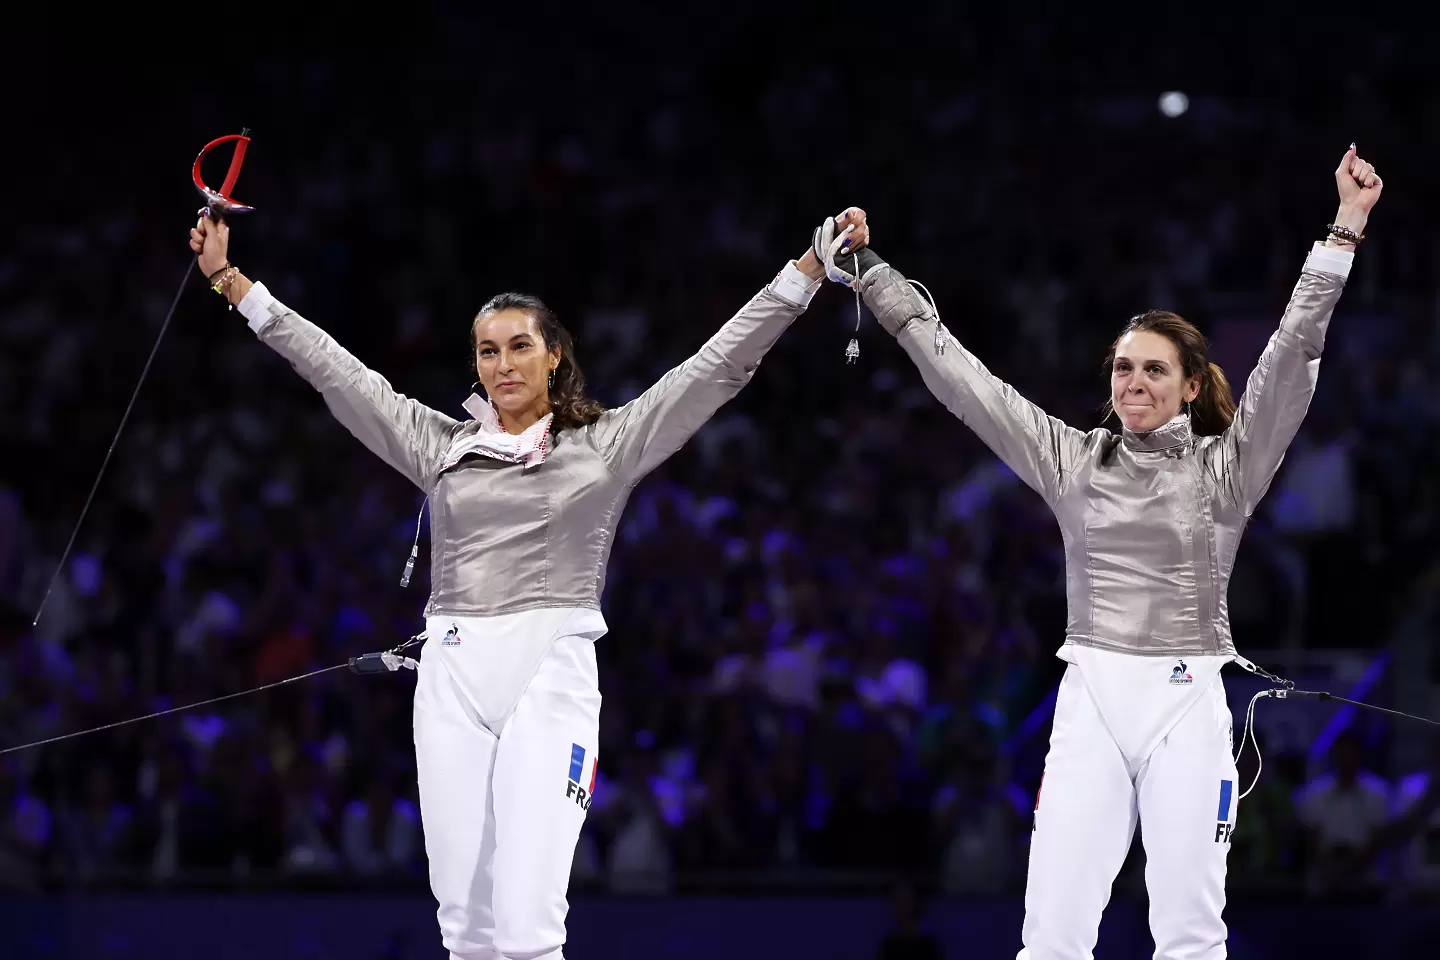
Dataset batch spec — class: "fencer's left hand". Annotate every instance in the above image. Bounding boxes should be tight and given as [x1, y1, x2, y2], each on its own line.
[1331, 145, 1381, 243]
[1335, 145, 1382, 213]
[798, 207, 869, 281]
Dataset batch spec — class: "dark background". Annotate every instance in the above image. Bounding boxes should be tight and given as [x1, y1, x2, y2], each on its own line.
[1, 5, 1437, 957]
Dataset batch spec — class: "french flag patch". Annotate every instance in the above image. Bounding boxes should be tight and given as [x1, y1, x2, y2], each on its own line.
[565, 743, 596, 811]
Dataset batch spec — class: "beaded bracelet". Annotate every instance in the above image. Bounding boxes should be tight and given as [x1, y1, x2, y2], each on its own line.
[1326, 223, 1365, 245]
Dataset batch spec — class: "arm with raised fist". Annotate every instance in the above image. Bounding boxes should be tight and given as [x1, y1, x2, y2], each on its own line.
[1206, 146, 1383, 515]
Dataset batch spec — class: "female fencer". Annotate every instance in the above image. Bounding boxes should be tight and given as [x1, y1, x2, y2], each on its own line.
[829, 147, 1381, 959]
[188, 206, 869, 960]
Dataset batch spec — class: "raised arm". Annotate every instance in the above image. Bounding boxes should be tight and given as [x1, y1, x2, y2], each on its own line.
[191, 216, 460, 490]
[592, 209, 863, 482]
[1208, 146, 1382, 515]
[853, 248, 1086, 507]
[593, 263, 820, 482]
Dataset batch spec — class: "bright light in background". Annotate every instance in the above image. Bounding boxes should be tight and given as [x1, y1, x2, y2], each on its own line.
[1159, 91, 1190, 118]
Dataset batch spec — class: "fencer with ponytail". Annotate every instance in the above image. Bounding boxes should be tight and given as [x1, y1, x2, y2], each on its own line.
[1103, 310, 1236, 436]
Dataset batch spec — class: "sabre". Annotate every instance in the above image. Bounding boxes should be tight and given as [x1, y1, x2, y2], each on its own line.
[2, 131, 439, 759]
[31, 130, 257, 627]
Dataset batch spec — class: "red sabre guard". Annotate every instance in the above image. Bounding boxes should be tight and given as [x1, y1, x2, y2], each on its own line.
[194, 129, 255, 219]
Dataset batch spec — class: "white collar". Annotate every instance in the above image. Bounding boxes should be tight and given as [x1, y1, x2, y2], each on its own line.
[442, 393, 553, 470]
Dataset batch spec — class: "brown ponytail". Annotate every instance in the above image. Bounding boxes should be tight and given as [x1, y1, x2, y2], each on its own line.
[472, 292, 606, 432]
[1195, 361, 1237, 436]
[1103, 311, 1237, 436]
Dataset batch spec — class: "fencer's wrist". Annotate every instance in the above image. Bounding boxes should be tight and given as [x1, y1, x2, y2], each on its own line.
[1325, 207, 1364, 252]
[1324, 204, 1359, 251]
[852, 245, 887, 281]
[796, 249, 825, 281]
[225, 273, 254, 306]
[1331, 204, 1367, 236]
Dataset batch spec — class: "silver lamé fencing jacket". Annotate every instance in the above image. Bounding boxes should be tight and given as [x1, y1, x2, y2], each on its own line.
[237, 264, 819, 619]
[858, 242, 1354, 658]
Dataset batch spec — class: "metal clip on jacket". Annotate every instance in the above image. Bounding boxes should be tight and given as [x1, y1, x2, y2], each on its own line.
[349, 633, 425, 676]
[349, 652, 419, 675]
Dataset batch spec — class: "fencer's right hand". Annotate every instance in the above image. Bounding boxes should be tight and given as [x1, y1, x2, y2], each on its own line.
[190, 214, 230, 277]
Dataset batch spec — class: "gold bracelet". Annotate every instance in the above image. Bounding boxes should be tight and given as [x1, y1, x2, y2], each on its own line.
[211, 265, 239, 310]
[209, 265, 235, 293]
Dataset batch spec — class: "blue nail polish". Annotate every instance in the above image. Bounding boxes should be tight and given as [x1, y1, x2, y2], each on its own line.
[1350, 142, 1356, 149]
[842, 238, 851, 248]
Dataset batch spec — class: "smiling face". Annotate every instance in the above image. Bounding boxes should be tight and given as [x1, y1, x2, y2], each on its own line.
[472, 308, 561, 423]
[1110, 329, 1202, 433]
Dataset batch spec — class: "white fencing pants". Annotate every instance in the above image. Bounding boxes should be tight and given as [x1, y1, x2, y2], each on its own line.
[414, 611, 604, 960]
[1018, 648, 1238, 960]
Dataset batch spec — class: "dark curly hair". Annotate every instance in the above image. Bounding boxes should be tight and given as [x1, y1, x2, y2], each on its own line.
[470, 292, 605, 432]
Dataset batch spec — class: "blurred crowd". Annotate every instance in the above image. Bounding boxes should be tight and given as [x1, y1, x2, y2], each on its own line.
[2, 11, 1438, 903]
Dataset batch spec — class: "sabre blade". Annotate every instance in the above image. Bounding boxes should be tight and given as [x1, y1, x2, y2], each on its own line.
[33, 259, 196, 626]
